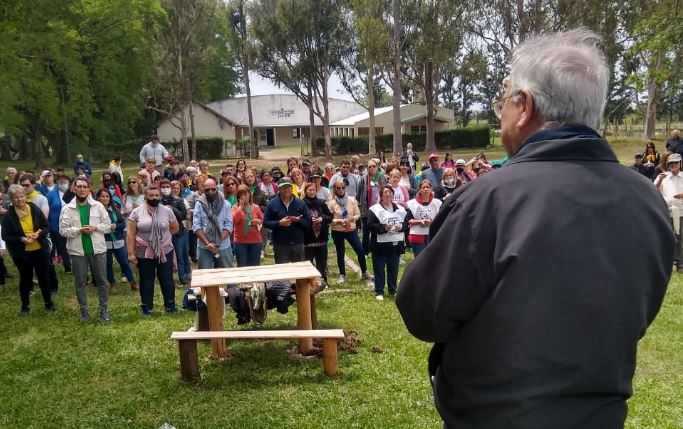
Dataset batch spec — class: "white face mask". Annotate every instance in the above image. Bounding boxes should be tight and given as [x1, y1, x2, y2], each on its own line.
[161, 188, 171, 196]
[58, 184, 70, 192]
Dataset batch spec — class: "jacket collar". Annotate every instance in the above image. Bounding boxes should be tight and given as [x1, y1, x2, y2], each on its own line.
[506, 124, 618, 167]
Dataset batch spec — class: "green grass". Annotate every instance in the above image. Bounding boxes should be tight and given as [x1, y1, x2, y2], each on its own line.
[0, 244, 681, 428]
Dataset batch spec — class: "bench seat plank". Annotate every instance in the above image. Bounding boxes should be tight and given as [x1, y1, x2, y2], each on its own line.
[171, 329, 344, 341]
[191, 262, 321, 287]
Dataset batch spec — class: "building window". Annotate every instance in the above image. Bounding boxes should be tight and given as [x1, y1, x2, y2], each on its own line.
[292, 128, 300, 138]
[411, 125, 427, 134]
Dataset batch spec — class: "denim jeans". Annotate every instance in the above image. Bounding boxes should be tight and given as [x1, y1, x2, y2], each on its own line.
[371, 246, 401, 296]
[411, 236, 430, 258]
[331, 230, 367, 276]
[172, 230, 190, 283]
[137, 251, 176, 312]
[106, 246, 136, 284]
[197, 246, 233, 269]
[233, 242, 263, 267]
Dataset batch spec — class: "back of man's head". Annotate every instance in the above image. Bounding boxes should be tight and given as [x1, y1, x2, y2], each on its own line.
[509, 28, 609, 130]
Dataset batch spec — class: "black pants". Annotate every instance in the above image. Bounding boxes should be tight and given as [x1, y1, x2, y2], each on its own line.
[188, 230, 198, 262]
[50, 231, 71, 272]
[361, 217, 371, 255]
[137, 251, 176, 312]
[12, 250, 53, 311]
[305, 244, 328, 281]
[273, 243, 305, 264]
[0, 256, 6, 285]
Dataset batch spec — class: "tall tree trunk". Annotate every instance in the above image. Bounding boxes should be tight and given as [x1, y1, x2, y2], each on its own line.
[392, 0, 402, 157]
[32, 124, 44, 168]
[308, 86, 315, 156]
[424, 61, 437, 153]
[322, 67, 332, 160]
[367, 64, 376, 155]
[644, 52, 663, 140]
[244, 65, 257, 159]
[189, 96, 197, 161]
[179, 110, 190, 165]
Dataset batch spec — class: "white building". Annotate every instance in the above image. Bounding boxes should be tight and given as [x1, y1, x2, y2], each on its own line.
[156, 94, 455, 147]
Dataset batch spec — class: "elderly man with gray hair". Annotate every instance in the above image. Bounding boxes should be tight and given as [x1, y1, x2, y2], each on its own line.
[397, 29, 674, 428]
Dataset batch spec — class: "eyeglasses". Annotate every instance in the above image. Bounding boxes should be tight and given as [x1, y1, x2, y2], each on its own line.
[368, 165, 377, 169]
[492, 93, 517, 120]
[227, 183, 237, 187]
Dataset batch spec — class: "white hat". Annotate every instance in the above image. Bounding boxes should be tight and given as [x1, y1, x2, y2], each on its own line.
[455, 159, 466, 166]
[668, 153, 682, 163]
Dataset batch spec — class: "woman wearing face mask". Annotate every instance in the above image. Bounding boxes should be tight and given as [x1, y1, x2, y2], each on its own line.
[47, 174, 75, 273]
[96, 189, 137, 292]
[302, 183, 333, 285]
[126, 186, 179, 315]
[436, 168, 463, 200]
[406, 180, 442, 257]
[160, 179, 188, 285]
[367, 186, 407, 300]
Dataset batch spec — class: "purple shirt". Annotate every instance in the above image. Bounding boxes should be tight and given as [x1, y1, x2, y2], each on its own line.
[129, 204, 176, 258]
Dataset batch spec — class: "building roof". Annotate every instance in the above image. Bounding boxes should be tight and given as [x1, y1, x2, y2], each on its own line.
[206, 94, 366, 127]
[330, 106, 396, 126]
[330, 104, 453, 126]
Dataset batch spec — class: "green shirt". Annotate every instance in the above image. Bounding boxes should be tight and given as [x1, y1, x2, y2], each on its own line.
[78, 203, 94, 254]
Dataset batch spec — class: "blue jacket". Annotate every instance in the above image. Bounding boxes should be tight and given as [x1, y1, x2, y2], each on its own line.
[263, 195, 310, 245]
[46, 188, 75, 233]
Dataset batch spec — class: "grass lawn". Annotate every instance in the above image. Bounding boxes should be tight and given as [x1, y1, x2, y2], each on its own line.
[0, 243, 681, 428]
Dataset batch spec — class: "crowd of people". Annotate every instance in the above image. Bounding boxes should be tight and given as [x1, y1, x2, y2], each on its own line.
[0, 136, 501, 319]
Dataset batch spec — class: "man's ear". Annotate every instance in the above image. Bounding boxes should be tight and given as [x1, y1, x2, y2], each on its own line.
[516, 90, 536, 129]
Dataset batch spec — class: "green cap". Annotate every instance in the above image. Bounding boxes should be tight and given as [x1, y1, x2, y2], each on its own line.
[277, 178, 293, 188]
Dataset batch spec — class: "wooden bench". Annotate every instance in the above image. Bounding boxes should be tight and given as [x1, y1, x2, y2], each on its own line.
[171, 329, 346, 380]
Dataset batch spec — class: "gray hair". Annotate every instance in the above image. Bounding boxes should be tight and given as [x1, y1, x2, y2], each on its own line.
[7, 184, 25, 200]
[5, 167, 16, 174]
[509, 28, 609, 130]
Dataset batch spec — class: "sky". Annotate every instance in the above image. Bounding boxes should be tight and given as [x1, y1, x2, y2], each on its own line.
[241, 71, 357, 102]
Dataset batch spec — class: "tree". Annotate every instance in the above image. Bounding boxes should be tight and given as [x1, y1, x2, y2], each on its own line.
[402, 0, 465, 153]
[251, 0, 351, 159]
[227, 0, 258, 159]
[340, 0, 391, 155]
[146, 0, 218, 164]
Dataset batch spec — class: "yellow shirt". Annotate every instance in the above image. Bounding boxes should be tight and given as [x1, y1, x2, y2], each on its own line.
[19, 213, 41, 251]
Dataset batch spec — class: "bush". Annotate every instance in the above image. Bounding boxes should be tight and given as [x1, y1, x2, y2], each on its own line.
[316, 126, 490, 155]
[98, 136, 227, 164]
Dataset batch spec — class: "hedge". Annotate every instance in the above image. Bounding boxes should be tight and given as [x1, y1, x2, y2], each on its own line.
[316, 126, 490, 155]
[98, 136, 227, 163]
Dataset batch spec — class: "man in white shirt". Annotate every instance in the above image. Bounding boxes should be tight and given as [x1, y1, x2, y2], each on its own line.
[139, 135, 169, 174]
[658, 152, 683, 271]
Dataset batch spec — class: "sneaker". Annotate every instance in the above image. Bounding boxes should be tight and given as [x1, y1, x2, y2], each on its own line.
[375, 295, 384, 301]
[120, 276, 128, 283]
[140, 305, 152, 316]
[337, 275, 346, 284]
[19, 309, 29, 317]
[80, 310, 90, 322]
[362, 271, 374, 281]
[100, 310, 111, 322]
[261, 251, 265, 259]
[166, 307, 178, 314]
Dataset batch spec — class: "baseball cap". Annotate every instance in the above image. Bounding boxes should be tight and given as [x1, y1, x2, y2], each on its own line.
[186, 166, 198, 173]
[301, 159, 311, 166]
[429, 153, 439, 160]
[668, 153, 682, 163]
[310, 173, 322, 179]
[164, 155, 175, 162]
[456, 159, 466, 166]
[278, 178, 293, 188]
[41, 170, 52, 177]
[271, 167, 282, 174]
[634, 153, 643, 158]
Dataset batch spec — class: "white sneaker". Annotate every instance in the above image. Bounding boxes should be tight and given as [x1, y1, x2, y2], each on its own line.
[375, 295, 384, 301]
[337, 275, 346, 284]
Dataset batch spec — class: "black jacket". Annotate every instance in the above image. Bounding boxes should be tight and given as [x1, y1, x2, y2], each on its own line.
[302, 196, 332, 245]
[397, 125, 674, 429]
[367, 202, 406, 254]
[161, 195, 187, 232]
[1, 202, 51, 259]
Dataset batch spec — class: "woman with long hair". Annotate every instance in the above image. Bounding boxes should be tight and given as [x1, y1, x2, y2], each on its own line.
[436, 168, 462, 200]
[122, 177, 144, 216]
[1, 184, 55, 315]
[222, 175, 240, 207]
[95, 189, 137, 292]
[127, 186, 179, 315]
[231, 184, 263, 267]
[407, 180, 443, 257]
[302, 183, 333, 284]
[642, 142, 661, 179]
[289, 168, 306, 199]
[235, 159, 247, 181]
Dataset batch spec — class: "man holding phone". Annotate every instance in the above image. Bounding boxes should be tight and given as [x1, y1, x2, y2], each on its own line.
[59, 178, 112, 322]
[263, 178, 310, 263]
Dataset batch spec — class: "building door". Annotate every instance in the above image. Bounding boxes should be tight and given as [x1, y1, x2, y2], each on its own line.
[266, 128, 274, 146]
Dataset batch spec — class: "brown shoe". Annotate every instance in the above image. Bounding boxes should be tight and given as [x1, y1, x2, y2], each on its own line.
[110, 282, 117, 294]
[131, 281, 139, 291]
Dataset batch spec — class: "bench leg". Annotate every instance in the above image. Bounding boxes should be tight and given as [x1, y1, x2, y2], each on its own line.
[204, 287, 227, 357]
[322, 338, 339, 376]
[295, 279, 313, 353]
[178, 339, 200, 381]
